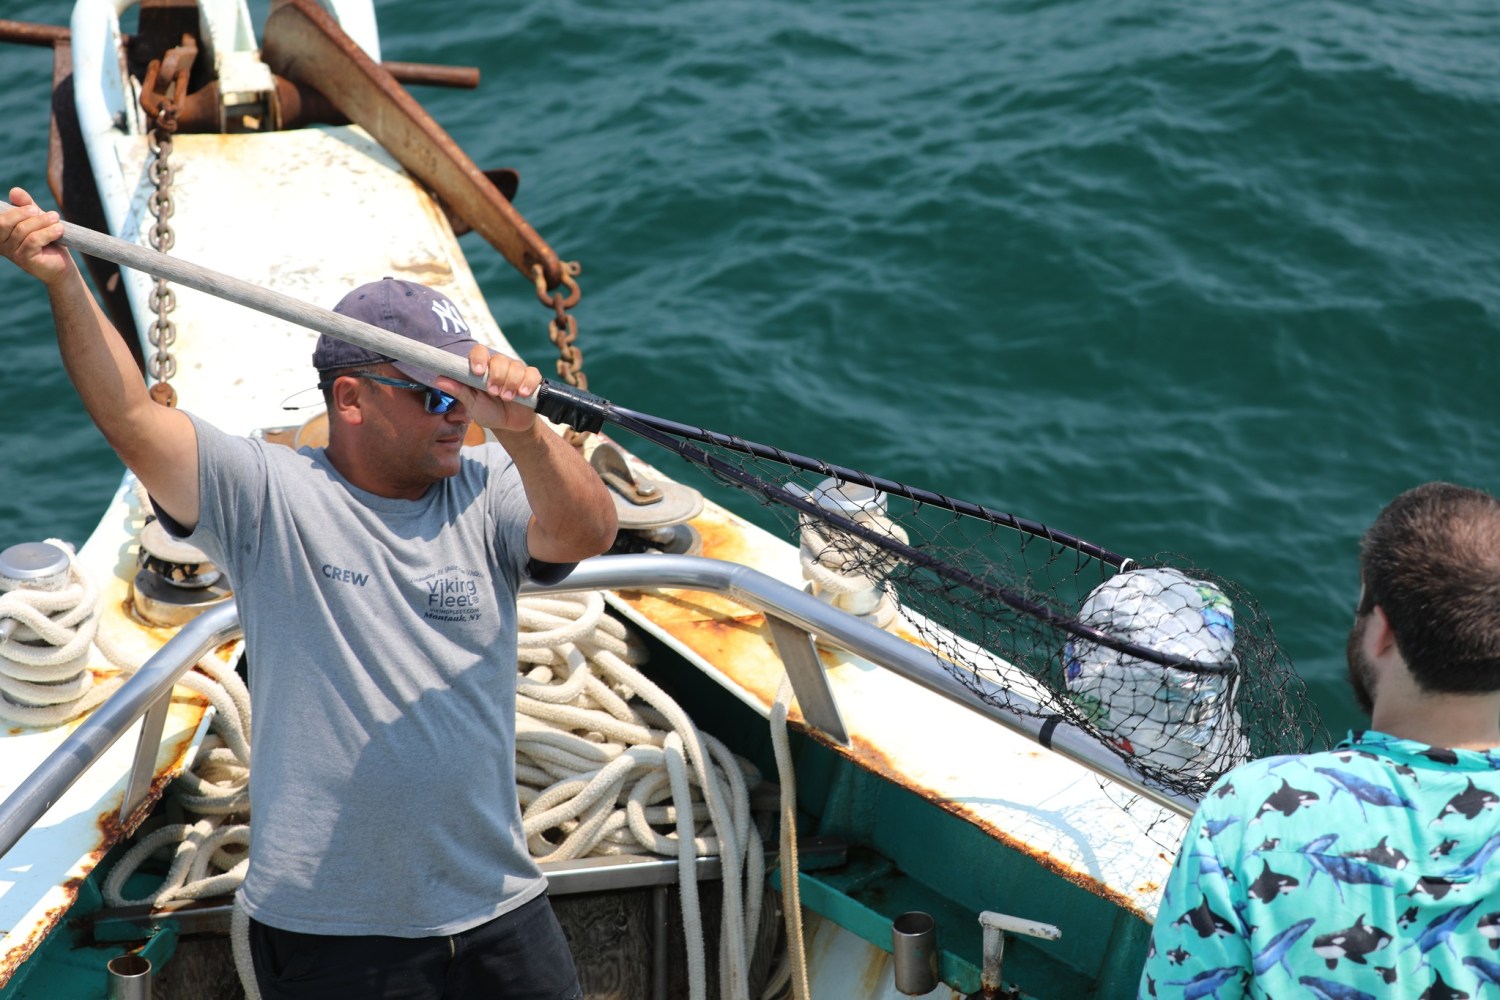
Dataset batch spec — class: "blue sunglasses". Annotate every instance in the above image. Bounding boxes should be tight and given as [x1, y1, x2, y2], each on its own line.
[319, 372, 460, 415]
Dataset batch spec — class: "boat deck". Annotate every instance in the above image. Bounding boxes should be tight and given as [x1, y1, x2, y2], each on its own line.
[1, 116, 1182, 994]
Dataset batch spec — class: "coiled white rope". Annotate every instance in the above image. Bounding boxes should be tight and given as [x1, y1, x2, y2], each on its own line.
[0, 539, 122, 726]
[514, 589, 763, 1000]
[97, 652, 257, 997]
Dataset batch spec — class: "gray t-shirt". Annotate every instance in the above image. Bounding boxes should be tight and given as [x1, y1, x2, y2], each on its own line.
[177, 413, 549, 936]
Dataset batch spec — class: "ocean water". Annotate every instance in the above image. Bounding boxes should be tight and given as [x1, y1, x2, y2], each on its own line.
[1, 0, 1498, 740]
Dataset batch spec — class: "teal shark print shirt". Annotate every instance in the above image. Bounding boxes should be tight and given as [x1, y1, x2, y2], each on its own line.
[1139, 731, 1500, 1000]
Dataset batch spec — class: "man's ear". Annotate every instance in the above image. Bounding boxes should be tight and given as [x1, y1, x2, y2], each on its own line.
[331, 377, 365, 426]
[1364, 604, 1400, 660]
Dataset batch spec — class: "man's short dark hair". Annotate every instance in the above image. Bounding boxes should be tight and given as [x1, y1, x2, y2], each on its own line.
[1359, 481, 1500, 693]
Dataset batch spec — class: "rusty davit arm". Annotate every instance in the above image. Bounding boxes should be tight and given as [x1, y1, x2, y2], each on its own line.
[261, 0, 564, 288]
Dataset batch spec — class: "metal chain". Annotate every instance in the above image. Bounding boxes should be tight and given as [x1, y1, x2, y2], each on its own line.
[146, 101, 180, 405]
[533, 261, 587, 442]
[532, 261, 585, 389]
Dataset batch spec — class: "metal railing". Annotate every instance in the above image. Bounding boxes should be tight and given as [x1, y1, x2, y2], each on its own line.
[0, 600, 242, 857]
[0, 552, 1194, 863]
[530, 555, 1196, 817]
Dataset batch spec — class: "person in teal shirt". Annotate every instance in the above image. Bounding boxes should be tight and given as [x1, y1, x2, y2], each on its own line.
[1139, 482, 1500, 1000]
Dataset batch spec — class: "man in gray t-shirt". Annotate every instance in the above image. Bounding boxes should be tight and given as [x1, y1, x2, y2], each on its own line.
[1, 189, 618, 999]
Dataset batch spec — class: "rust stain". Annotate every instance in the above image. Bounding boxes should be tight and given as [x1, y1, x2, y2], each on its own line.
[100, 695, 206, 839]
[117, 595, 179, 640]
[0, 881, 82, 988]
[618, 589, 786, 709]
[860, 943, 891, 997]
[694, 509, 767, 567]
[0, 599, 224, 983]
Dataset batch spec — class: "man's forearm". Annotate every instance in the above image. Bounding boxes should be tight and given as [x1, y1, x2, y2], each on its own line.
[496, 421, 618, 564]
[48, 261, 156, 453]
[45, 256, 201, 528]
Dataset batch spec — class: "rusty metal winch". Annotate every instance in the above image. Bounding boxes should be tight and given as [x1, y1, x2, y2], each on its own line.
[131, 520, 233, 627]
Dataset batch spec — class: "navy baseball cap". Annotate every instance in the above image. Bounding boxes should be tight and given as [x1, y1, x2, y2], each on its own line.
[313, 277, 482, 387]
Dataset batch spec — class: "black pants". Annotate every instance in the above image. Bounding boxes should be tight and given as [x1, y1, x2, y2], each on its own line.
[248, 894, 583, 1000]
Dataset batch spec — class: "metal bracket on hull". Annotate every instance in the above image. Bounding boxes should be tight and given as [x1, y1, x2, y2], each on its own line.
[764, 616, 850, 746]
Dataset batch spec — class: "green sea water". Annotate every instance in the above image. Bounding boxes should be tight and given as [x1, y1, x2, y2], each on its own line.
[1, 0, 1498, 740]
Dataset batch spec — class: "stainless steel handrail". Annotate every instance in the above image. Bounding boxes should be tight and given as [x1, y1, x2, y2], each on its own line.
[0, 550, 1192, 865]
[525, 554, 1197, 817]
[0, 600, 242, 859]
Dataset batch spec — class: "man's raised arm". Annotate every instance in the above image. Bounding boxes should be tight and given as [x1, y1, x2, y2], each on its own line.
[0, 187, 199, 530]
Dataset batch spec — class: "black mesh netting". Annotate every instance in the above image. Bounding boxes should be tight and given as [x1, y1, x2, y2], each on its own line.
[598, 407, 1331, 804]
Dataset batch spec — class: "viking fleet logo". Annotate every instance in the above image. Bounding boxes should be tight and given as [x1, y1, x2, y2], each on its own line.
[414, 565, 487, 623]
[427, 576, 479, 608]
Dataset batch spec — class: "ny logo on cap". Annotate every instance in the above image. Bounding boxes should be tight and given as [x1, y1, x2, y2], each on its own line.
[431, 299, 469, 335]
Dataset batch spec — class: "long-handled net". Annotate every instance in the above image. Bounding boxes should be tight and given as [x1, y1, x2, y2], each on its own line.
[56, 221, 1331, 804]
[569, 397, 1329, 804]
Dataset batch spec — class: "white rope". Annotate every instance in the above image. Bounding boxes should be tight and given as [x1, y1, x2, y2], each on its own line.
[231, 897, 261, 1000]
[100, 649, 254, 998]
[0, 539, 120, 726]
[798, 514, 907, 628]
[512, 590, 763, 1000]
[769, 678, 811, 1000]
[666, 732, 709, 999]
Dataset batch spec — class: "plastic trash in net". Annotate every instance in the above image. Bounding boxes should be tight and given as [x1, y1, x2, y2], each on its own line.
[1064, 566, 1250, 776]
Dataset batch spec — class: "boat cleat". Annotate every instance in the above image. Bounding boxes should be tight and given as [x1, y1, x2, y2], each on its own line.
[800, 477, 905, 631]
[592, 443, 705, 555]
